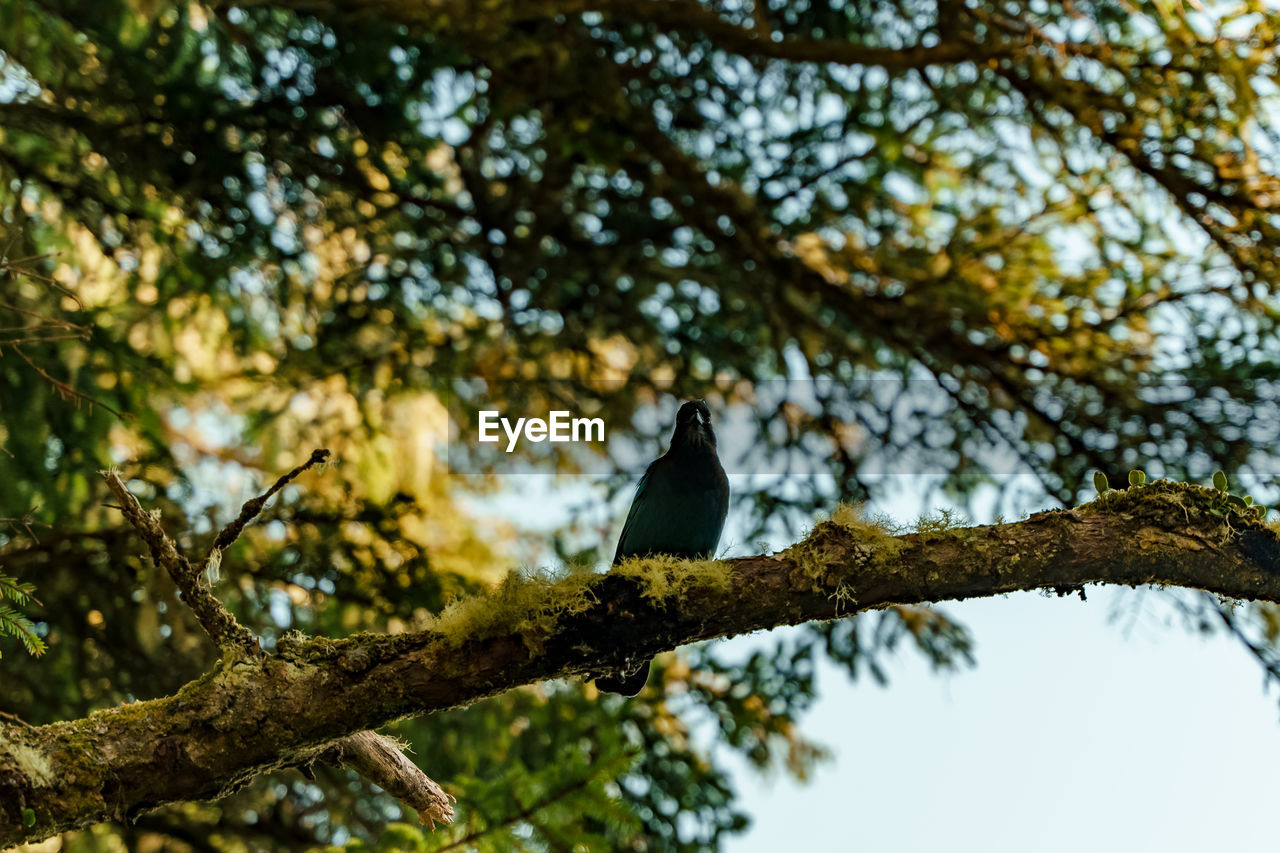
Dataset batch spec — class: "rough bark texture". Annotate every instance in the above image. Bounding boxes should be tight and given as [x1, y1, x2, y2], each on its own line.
[328, 732, 456, 828]
[4, 481, 1280, 845]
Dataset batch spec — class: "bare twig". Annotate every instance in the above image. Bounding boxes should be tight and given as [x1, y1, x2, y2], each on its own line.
[101, 470, 259, 658]
[0, 710, 34, 729]
[0, 507, 47, 543]
[10, 346, 127, 419]
[0, 243, 122, 418]
[209, 449, 331, 555]
[326, 732, 456, 829]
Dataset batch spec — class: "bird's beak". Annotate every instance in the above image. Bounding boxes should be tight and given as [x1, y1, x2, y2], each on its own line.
[695, 410, 715, 443]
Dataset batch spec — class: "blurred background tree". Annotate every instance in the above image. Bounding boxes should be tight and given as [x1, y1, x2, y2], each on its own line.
[3, 0, 1280, 848]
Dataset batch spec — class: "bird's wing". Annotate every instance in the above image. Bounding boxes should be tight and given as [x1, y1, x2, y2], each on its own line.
[612, 466, 654, 565]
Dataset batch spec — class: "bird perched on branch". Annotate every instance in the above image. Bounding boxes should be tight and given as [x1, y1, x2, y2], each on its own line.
[595, 400, 730, 696]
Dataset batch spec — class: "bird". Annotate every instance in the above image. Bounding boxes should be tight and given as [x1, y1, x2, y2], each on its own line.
[594, 400, 730, 696]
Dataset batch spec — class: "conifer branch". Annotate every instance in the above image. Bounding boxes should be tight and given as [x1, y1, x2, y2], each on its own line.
[0, 575, 45, 658]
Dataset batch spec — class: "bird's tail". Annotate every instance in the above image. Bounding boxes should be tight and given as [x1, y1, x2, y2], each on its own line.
[593, 659, 651, 696]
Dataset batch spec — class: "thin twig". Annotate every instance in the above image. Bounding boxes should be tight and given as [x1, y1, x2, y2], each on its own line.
[0, 710, 34, 729]
[200, 449, 330, 581]
[11, 346, 128, 420]
[209, 449, 331, 555]
[0, 242, 115, 417]
[0, 507, 46, 543]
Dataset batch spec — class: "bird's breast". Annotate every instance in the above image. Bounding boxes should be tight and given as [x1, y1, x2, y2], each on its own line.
[617, 452, 728, 561]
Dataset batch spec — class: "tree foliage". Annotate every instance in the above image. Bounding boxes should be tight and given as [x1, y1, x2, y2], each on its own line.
[3, 0, 1280, 848]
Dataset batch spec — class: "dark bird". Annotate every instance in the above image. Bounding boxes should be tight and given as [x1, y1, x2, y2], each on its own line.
[595, 400, 730, 695]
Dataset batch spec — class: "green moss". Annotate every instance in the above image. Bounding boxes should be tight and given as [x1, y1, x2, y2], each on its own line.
[784, 503, 909, 597]
[279, 632, 347, 665]
[829, 502, 900, 538]
[1083, 478, 1265, 532]
[426, 566, 603, 652]
[83, 694, 167, 731]
[610, 554, 731, 602]
[912, 508, 967, 543]
[410, 554, 734, 656]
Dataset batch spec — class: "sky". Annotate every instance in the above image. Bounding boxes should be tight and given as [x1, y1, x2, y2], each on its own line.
[725, 587, 1280, 852]
[716, 473, 1280, 853]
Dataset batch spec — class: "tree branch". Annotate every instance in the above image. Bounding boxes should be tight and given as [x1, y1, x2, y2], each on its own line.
[590, 0, 1014, 68]
[101, 470, 259, 658]
[102, 454, 453, 829]
[325, 731, 456, 828]
[204, 448, 331, 576]
[5, 480, 1280, 844]
[210, 449, 331, 553]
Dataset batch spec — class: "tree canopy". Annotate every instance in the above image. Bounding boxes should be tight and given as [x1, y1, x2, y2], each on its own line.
[4, 0, 1280, 849]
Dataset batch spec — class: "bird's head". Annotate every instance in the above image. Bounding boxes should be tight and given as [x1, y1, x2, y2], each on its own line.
[672, 399, 716, 450]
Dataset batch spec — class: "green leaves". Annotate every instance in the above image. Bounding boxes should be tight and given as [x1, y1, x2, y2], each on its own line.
[339, 745, 642, 852]
[1206, 470, 1266, 519]
[1090, 468, 1268, 520]
[0, 575, 44, 659]
[1093, 469, 1144, 495]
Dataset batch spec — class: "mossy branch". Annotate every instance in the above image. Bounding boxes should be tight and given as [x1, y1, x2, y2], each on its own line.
[101, 470, 259, 658]
[6, 480, 1280, 845]
[99, 450, 329, 654]
[101, 455, 448, 826]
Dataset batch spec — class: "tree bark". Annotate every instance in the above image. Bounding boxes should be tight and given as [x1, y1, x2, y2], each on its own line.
[3, 481, 1278, 845]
